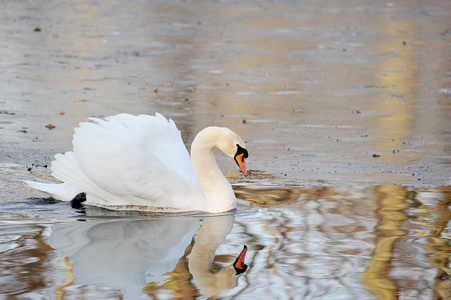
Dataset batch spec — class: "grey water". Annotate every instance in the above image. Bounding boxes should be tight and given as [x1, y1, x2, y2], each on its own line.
[1, 0, 451, 299]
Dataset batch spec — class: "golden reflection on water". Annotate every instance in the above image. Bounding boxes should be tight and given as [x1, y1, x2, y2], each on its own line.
[0, 224, 53, 295]
[233, 185, 451, 299]
[415, 187, 451, 299]
[374, 19, 417, 152]
[361, 186, 410, 299]
[54, 256, 74, 300]
[0, 185, 450, 299]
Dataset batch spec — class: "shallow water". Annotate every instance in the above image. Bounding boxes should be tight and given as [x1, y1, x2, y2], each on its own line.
[1, 0, 451, 299]
[1, 183, 450, 299]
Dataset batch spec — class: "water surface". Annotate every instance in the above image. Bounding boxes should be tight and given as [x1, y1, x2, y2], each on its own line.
[1, 0, 450, 299]
[1, 184, 450, 299]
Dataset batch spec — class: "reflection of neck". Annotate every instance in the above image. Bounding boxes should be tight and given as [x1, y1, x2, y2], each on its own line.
[189, 215, 237, 294]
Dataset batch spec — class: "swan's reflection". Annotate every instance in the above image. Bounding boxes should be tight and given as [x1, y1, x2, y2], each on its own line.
[189, 215, 248, 295]
[50, 214, 247, 298]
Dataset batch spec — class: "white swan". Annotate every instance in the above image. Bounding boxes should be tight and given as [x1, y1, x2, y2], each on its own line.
[25, 113, 248, 213]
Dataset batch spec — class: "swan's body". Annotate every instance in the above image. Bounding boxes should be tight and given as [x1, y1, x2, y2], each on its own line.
[26, 113, 248, 213]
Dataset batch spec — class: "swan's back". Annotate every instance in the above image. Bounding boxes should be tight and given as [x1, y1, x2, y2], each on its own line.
[50, 113, 205, 211]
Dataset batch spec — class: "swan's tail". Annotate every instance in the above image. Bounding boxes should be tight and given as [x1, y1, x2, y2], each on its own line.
[25, 150, 90, 201]
[24, 181, 82, 201]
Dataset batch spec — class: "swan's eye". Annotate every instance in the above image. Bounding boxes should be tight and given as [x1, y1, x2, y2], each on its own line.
[234, 145, 248, 176]
[235, 144, 248, 158]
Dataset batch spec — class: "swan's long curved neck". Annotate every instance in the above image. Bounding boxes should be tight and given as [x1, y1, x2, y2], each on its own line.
[190, 128, 236, 213]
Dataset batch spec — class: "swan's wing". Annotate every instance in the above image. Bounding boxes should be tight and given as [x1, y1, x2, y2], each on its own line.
[52, 113, 204, 209]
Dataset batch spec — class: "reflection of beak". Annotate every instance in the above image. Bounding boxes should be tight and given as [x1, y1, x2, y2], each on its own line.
[234, 153, 247, 176]
[233, 245, 248, 275]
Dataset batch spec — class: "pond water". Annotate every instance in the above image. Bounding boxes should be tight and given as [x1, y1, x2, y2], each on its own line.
[1, 0, 451, 299]
[1, 177, 450, 299]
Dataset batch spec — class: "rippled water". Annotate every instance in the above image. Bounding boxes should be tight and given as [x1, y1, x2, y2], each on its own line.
[1, 184, 450, 299]
[1, 0, 451, 298]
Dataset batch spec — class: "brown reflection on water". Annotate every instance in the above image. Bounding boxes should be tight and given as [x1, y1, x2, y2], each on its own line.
[374, 17, 417, 151]
[142, 242, 200, 299]
[234, 184, 302, 206]
[1, 186, 450, 299]
[431, 188, 451, 298]
[54, 256, 74, 300]
[361, 186, 410, 299]
[233, 185, 451, 299]
[409, 187, 451, 299]
[0, 224, 53, 296]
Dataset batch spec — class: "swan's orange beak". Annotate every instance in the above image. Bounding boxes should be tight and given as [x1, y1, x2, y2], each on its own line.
[233, 245, 248, 275]
[235, 153, 247, 176]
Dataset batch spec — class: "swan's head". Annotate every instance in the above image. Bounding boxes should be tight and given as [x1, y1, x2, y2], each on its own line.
[194, 126, 249, 176]
[214, 128, 248, 176]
